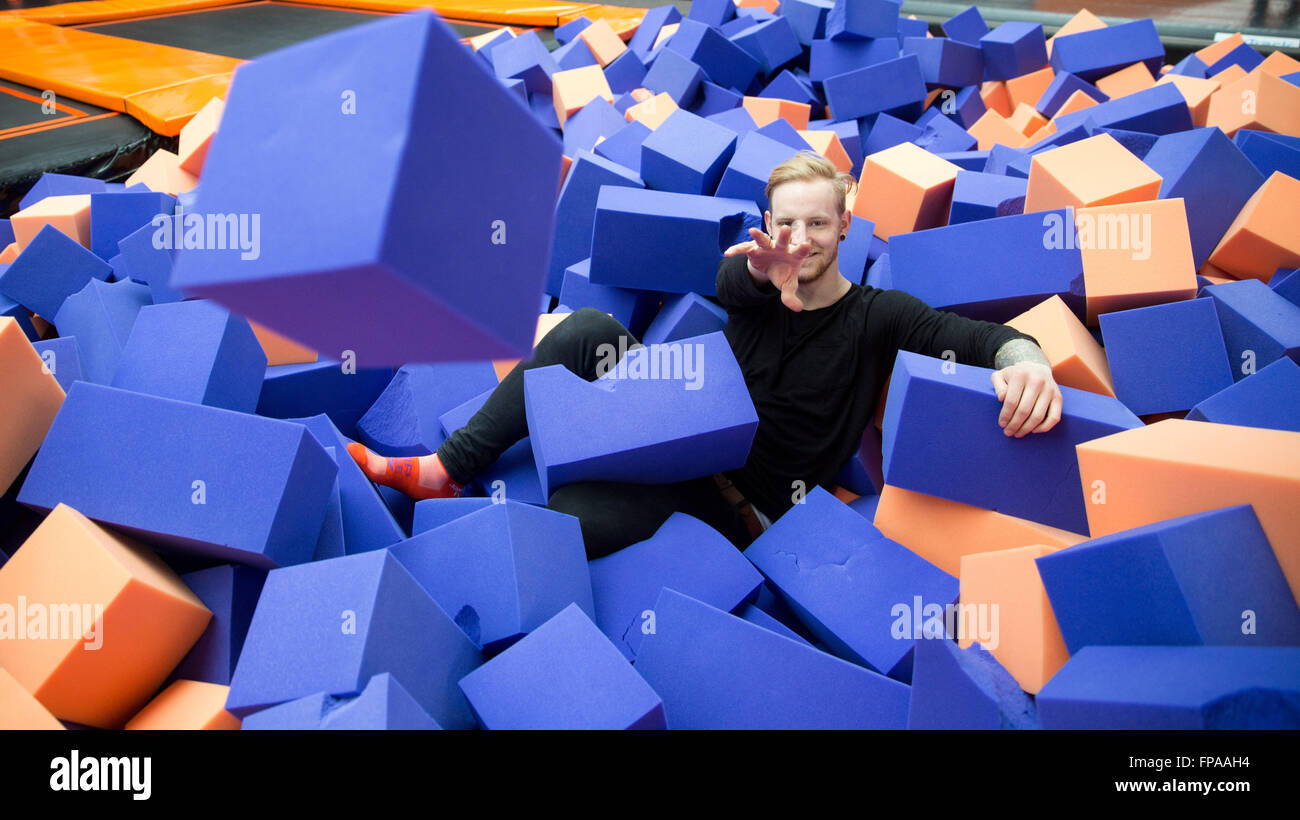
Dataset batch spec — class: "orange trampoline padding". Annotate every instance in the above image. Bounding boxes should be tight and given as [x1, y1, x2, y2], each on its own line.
[1076, 419, 1300, 602]
[124, 73, 234, 137]
[1006, 295, 1115, 397]
[0, 667, 64, 730]
[873, 484, 1086, 578]
[959, 544, 1070, 695]
[12, 0, 242, 25]
[125, 680, 240, 730]
[0, 503, 211, 729]
[285, 0, 642, 34]
[0, 316, 65, 495]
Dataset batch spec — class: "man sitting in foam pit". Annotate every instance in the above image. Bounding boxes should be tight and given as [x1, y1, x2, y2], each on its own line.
[347, 152, 1062, 557]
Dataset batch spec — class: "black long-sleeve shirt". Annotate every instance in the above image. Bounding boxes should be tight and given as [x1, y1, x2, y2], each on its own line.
[715, 253, 1037, 521]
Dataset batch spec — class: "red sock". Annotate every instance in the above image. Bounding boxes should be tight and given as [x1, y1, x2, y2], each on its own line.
[346, 443, 465, 500]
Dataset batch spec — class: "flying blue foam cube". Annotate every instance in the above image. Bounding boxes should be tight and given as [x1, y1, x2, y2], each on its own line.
[666, 19, 762, 93]
[588, 512, 763, 660]
[689, 81, 744, 118]
[808, 36, 901, 83]
[641, 47, 706, 106]
[523, 331, 759, 497]
[589, 186, 761, 295]
[1037, 505, 1300, 654]
[947, 170, 1028, 224]
[640, 109, 739, 195]
[713, 131, 801, 210]
[628, 5, 682, 59]
[172, 565, 267, 685]
[552, 37, 599, 71]
[1234, 129, 1300, 182]
[116, 221, 182, 304]
[836, 213, 876, 284]
[902, 36, 984, 88]
[109, 299, 267, 413]
[906, 637, 1039, 729]
[1055, 83, 1192, 137]
[51, 278, 151, 385]
[1187, 358, 1300, 433]
[0, 224, 113, 319]
[941, 5, 988, 45]
[1204, 42, 1264, 76]
[559, 259, 660, 336]
[823, 54, 926, 121]
[458, 603, 665, 729]
[18, 173, 106, 211]
[30, 336, 82, 392]
[1036, 71, 1109, 118]
[984, 142, 1032, 177]
[881, 351, 1142, 533]
[808, 118, 863, 173]
[979, 21, 1047, 81]
[1099, 299, 1235, 415]
[88, 191, 174, 261]
[889, 209, 1085, 321]
[913, 107, 979, 153]
[19, 382, 337, 567]
[491, 29, 558, 93]
[170, 12, 562, 366]
[551, 150, 645, 295]
[257, 361, 394, 440]
[729, 17, 803, 76]
[439, 390, 547, 505]
[1169, 53, 1208, 78]
[826, 0, 902, 41]
[603, 48, 648, 95]
[784, 0, 834, 46]
[594, 120, 652, 178]
[687, 0, 735, 28]
[640, 292, 726, 345]
[1203, 279, 1300, 381]
[354, 362, 500, 457]
[634, 588, 911, 728]
[744, 486, 957, 681]
[1049, 18, 1165, 82]
[390, 502, 593, 653]
[1037, 646, 1300, 729]
[227, 549, 481, 726]
[243, 673, 441, 730]
[311, 447, 345, 562]
[562, 97, 628, 156]
[754, 118, 813, 151]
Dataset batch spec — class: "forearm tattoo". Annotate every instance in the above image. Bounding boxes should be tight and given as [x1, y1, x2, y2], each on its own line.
[994, 338, 1052, 370]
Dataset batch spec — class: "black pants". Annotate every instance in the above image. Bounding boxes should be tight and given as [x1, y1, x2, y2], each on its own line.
[437, 308, 754, 558]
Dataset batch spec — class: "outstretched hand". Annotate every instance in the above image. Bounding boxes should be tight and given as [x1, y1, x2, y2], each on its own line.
[723, 225, 810, 312]
[990, 362, 1063, 437]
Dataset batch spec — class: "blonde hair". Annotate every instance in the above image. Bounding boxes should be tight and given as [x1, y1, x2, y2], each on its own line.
[765, 150, 856, 216]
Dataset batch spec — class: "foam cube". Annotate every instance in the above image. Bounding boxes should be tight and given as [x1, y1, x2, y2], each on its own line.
[257, 360, 394, 440]
[0, 224, 113, 319]
[966, 109, 1028, 151]
[19, 382, 336, 567]
[553, 64, 615, 126]
[562, 98, 627, 156]
[888, 208, 1085, 321]
[171, 565, 266, 686]
[176, 96, 224, 176]
[784, 0, 833, 45]
[554, 17, 591, 45]
[51, 278, 151, 386]
[713, 130, 801, 210]
[941, 5, 988, 45]
[588, 513, 762, 660]
[353, 362, 499, 457]
[124, 150, 198, 196]
[1208, 67, 1300, 137]
[550, 151, 645, 295]
[947, 169, 1027, 224]
[124, 680, 239, 730]
[729, 17, 802, 76]
[913, 109, 979, 154]
[115, 221, 183, 304]
[9, 194, 92, 250]
[589, 186, 760, 295]
[853, 141, 960, 240]
[742, 96, 810, 130]
[0, 667, 63, 730]
[665, 19, 761, 93]
[0, 503, 211, 728]
[862, 112, 924, 155]
[17, 174, 104, 212]
[88, 191, 174, 262]
[411, 498, 494, 534]
[246, 319, 316, 366]
[873, 484, 1087, 578]
[390, 502, 593, 653]
[641, 48, 706, 106]
[170, 13, 561, 366]
[906, 637, 1038, 729]
[634, 588, 910, 728]
[559, 259, 659, 336]
[1037, 646, 1300, 729]
[979, 22, 1047, 81]
[1234, 129, 1300, 182]
[1024, 133, 1162, 213]
[809, 36, 901, 83]
[226, 549, 480, 727]
[29, 336, 83, 394]
[1006, 295, 1114, 395]
[882, 351, 1142, 533]
[1187, 357, 1300, 432]
[825, 0, 900, 40]
[575, 19, 626, 67]
[823, 54, 926, 122]
[490, 29, 557, 93]
[628, 5, 682, 59]
[437, 389, 546, 505]
[1203, 278, 1300, 381]
[1036, 71, 1108, 118]
[242, 672, 440, 730]
[0, 317, 64, 494]
[1154, 73, 1218, 127]
[745, 486, 957, 680]
[902, 36, 983, 89]
[1099, 299, 1232, 415]
[640, 109, 739, 195]
[1049, 19, 1164, 82]
[798, 128, 854, 172]
[523, 331, 757, 497]
[1207, 171, 1300, 282]
[1053, 82, 1192, 135]
[594, 119, 652, 174]
[641, 293, 726, 345]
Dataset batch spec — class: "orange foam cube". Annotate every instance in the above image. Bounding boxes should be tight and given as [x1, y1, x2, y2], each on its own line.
[1257, 50, 1300, 78]
[798, 129, 852, 173]
[1207, 171, 1300, 281]
[1052, 88, 1100, 120]
[1025, 119, 1058, 145]
[958, 544, 1070, 694]
[1205, 69, 1300, 138]
[468, 27, 514, 50]
[979, 80, 1013, 118]
[653, 22, 679, 50]
[0, 666, 64, 730]
[1075, 197, 1198, 323]
[1077, 419, 1300, 601]
[1094, 61, 1156, 99]
[1024, 133, 1162, 213]
[1006, 295, 1115, 397]
[0, 317, 65, 494]
[1047, 9, 1106, 56]
[1155, 73, 1220, 127]
[873, 484, 1086, 578]
[248, 319, 318, 366]
[1209, 63, 1248, 87]
[125, 149, 199, 196]
[1008, 102, 1048, 137]
[125, 680, 240, 730]
[624, 92, 678, 129]
[577, 19, 627, 67]
[10, 194, 92, 250]
[1005, 66, 1055, 113]
[742, 96, 811, 130]
[177, 96, 224, 176]
[967, 109, 1028, 151]
[552, 64, 614, 127]
[0, 243, 16, 263]
[1194, 33, 1246, 67]
[853, 142, 960, 240]
[736, 0, 780, 10]
[0, 504, 211, 728]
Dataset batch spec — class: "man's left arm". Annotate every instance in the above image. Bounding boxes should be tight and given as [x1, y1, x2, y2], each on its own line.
[991, 338, 1063, 438]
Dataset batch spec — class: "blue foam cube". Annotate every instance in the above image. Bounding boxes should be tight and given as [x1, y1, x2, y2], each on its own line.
[1036, 71, 1109, 118]
[354, 362, 499, 457]
[783, 0, 834, 46]
[1054, 82, 1192, 136]
[642, 46, 707, 106]
[115, 221, 183, 304]
[257, 361, 394, 440]
[18, 173, 106, 210]
[88, 191, 174, 262]
[902, 36, 984, 88]
[713, 130, 801, 211]
[640, 109, 739, 195]
[173, 565, 267, 685]
[947, 170, 1027, 224]
[593, 120, 652, 174]
[729, 17, 803, 76]
[1049, 18, 1165, 82]
[242, 673, 441, 729]
[808, 36, 901, 83]
[906, 637, 1039, 729]
[941, 5, 988, 45]
[826, 0, 902, 41]
[628, 5, 682, 60]
[0, 224, 113, 320]
[51, 278, 151, 385]
[30, 336, 83, 392]
[1187, 358, 1300, 433]
[823, 53, 926, 121]
[552, 150, 646, 295]
[666, 19, 761, 93]
[979, 21, 1047, 81]
[1203, 278, 1300, 381]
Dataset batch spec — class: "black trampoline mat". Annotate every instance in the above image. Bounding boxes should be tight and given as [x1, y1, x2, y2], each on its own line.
[0, 88, 74, 131]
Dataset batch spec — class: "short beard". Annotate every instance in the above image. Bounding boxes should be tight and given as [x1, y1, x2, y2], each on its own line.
[797, 245, 836, 285]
